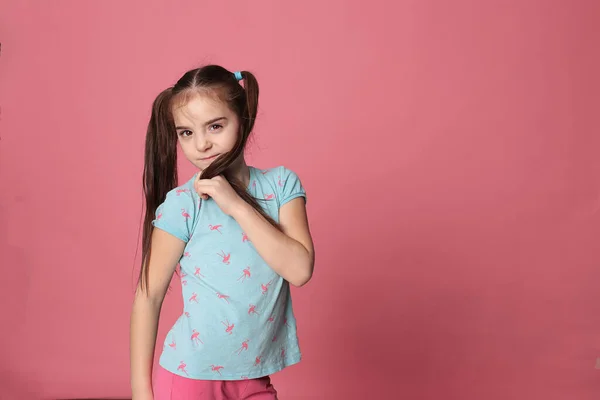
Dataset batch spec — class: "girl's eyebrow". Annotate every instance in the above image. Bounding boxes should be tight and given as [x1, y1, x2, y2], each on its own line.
[175, 117, 227, 130]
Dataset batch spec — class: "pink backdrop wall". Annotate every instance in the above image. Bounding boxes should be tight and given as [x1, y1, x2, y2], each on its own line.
[1, 1, 599, 399]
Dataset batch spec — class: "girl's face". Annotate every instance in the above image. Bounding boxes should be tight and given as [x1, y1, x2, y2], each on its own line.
[172, 93, 240, 172]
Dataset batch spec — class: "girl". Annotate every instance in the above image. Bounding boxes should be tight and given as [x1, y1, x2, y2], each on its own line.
[130, 65, 315, 400]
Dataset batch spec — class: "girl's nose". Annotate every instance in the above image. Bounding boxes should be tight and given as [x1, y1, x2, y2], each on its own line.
[195, 134, 211, 151]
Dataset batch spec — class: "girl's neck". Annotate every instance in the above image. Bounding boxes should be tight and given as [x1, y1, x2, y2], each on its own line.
[226, 157, 251, 187]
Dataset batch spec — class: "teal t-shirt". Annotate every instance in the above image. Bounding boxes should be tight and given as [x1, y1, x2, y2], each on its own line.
[152, 165, 306, 380]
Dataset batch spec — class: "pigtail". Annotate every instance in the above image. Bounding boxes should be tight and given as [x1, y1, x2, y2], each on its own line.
[139, 88, 178, 294]
[240, 70, 259, 134]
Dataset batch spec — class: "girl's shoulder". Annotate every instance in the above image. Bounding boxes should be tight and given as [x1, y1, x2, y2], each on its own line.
[152, 174, 200, 243]
[253, 165, 306, 205]
[158, 173, 200, 215]
[253, 165, 301, 180]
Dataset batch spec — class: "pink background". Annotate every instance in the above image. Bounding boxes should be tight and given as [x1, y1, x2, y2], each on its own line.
[1, 1, 600, 399]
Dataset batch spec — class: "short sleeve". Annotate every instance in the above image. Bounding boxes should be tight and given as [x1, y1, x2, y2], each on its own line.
[278, 166, 307, 206]
[152, 188, 197, 243]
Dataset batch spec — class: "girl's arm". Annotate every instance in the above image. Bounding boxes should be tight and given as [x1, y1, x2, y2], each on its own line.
[130, 228, 184, 399]
[232, 197, 315, 287]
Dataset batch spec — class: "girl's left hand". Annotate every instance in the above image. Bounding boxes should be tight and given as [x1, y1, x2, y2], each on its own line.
[194, 175, 245, 217]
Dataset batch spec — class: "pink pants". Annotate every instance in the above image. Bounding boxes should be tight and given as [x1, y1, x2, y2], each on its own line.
[153, 365, 279, 400]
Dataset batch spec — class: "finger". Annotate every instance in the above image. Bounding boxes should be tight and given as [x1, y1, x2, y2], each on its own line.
[196, 188, 211, 199]
[195, 182, 214, 200]
[195, 179, 214, 192]
[196, 189, 209, 201]
[194, 179, 204, 194]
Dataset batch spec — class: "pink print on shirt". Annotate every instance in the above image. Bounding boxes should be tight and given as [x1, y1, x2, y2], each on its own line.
[222, 319, 235, 335]
[209, 224, 223, 234]
[238, 267, 251, 282]
[217, 250, 231, 265]
[236, 339, 250, 355]
[191, 329, 203, 345]
[261, 280, 273, 295]
[217, 292, 230, 303]
[178, 361, 189, 376]
[211, 365, 224, 375]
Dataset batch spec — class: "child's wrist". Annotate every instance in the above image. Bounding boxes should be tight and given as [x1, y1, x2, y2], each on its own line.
[232, 199, 253, 219]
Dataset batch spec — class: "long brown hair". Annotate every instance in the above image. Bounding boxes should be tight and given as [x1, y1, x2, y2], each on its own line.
[139, 65, 277, 293]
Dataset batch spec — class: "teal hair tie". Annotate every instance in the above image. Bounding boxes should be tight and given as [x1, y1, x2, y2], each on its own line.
[234, 71, 243, 81]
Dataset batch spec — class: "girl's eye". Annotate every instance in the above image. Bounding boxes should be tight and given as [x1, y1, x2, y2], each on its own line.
[209, 124, 222, 132]
[179, 130, 192, 137]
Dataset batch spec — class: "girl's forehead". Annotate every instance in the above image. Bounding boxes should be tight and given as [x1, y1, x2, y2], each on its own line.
[173, 87, 226, 109]
[172, 92, 229, 121]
